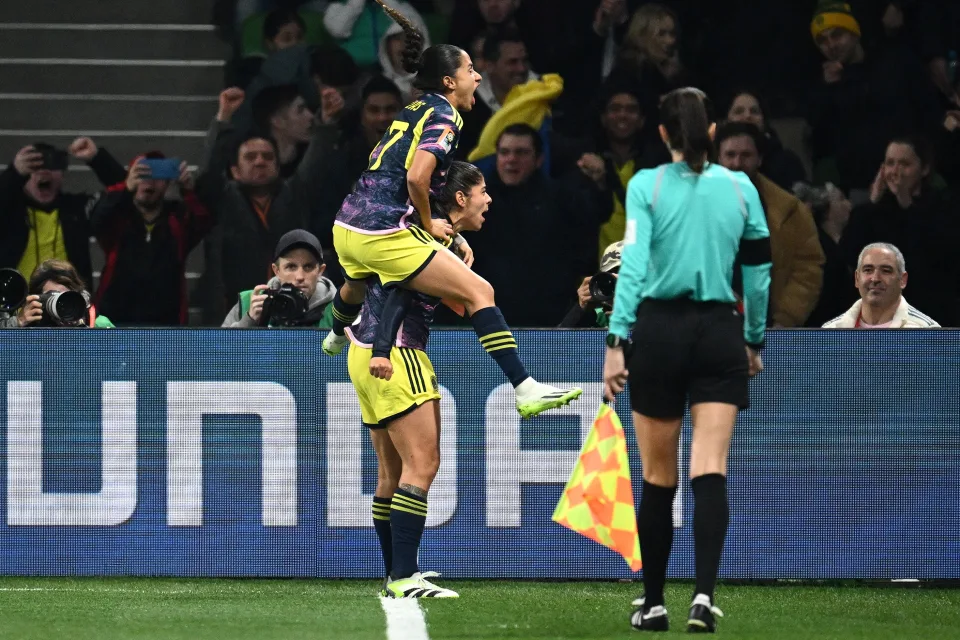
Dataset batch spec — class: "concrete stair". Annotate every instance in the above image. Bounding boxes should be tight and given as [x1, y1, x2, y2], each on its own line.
[0, 1, 226, 325]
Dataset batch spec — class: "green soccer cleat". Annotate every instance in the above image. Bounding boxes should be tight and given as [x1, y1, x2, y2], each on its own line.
[384, 572, 459, 599]
[378, 571, 443, 597]
[514, 379, 583, 419]
[322, 331, 349, 356]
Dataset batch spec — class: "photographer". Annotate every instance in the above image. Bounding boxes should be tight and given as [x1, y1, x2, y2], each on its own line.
[221, 229, 335, 328]
[559, 241, 622, 328]
[1, 260, 114, 328]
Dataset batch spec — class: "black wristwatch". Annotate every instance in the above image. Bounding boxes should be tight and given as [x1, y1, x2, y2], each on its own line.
[605, 333, 626, 350]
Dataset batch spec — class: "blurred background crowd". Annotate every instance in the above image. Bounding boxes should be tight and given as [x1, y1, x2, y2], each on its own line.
[1, 0, 958, 329]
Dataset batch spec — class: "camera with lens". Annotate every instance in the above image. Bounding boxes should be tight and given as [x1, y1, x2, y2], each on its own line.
[0, 268, 28, 316]
[259, 283, 309, 327]
[36, 290, 89, 326]
[589, 269, 619, 307]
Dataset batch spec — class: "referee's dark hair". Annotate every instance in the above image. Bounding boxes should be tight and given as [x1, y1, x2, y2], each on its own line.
[660, 87, 715, 174]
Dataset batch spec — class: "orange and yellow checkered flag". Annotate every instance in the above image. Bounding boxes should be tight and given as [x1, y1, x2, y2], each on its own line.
[552, 403, 642, 571]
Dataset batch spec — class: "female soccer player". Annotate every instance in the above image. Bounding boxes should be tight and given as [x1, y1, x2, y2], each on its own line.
[348, 162, 490, 599]
[323, 0, 581, 420]
[602, 88, 772, 633]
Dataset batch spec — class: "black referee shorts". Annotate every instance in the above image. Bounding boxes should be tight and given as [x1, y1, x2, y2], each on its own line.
[628, 299, 750, 418]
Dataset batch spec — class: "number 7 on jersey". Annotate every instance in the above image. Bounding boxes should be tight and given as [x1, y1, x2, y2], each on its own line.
[369, 120, 410, 171]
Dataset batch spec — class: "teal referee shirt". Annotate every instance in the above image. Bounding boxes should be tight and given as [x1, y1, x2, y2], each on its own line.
[608, 162, 772, 348]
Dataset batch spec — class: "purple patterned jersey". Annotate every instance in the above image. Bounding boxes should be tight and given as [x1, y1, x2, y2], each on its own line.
[349, 279, 440, 352]
[335, 92, 463, 234]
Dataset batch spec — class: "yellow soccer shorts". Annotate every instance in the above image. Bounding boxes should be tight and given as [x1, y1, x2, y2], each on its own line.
[347, 343, 441, 429]
[333, 224, 446, 287]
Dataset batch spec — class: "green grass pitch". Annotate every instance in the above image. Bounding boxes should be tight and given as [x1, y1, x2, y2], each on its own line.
[0, 578, 957, 639]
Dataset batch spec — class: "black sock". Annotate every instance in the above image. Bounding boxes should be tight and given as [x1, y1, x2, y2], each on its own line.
[390, 488, 428, 579]
[470, 306, 529, 387]
[331, 289, 362, 335]
[637, 481, 677, 608]
[691, 473, 729, 602]
[372, 496, 392, 577]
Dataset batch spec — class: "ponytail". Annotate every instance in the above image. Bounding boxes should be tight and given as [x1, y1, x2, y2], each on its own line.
[660, 87, 714, 174]
[434, 161, 484, 218]
[374, 0, 464, 93]
[373, 0, 423, 75]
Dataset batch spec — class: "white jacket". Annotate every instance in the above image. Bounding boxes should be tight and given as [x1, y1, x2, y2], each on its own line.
[822, 297, 940, 328]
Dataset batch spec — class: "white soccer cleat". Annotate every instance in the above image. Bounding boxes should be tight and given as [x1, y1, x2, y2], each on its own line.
[322, 331, 349, 356]
[514, 378, 583, 419]
[384, 572, 459, 598]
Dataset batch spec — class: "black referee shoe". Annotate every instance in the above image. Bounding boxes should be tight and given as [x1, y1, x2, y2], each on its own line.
[629, 596, 669, 632]
[687, 593, 723, 633]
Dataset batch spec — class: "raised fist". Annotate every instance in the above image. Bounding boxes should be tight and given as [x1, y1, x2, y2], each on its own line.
[218, 87, 246, 122]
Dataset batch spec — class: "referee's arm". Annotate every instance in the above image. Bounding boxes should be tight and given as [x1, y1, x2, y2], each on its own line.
[607, 181, 653, 340]
[739, 184, 773, 350]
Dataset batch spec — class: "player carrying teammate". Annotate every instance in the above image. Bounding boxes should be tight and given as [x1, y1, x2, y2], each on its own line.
[323, 0, 581, 420]
[349, 162, 491, 598]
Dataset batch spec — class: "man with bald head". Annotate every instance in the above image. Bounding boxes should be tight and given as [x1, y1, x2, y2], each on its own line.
[823, 242, 939, 328]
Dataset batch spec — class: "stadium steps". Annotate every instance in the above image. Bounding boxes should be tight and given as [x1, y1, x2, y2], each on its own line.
[0, 0, 226, 326]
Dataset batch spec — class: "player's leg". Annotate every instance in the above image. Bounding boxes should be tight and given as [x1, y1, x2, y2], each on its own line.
[323, 225, 370, 354]
[629, 412, 682, 632]
[407, 249, 582, 418]
[684, 304, 749, 632]
[624, 300, 688, 632]
[369, 428, 402, 590]
[382, 401, 457, 598]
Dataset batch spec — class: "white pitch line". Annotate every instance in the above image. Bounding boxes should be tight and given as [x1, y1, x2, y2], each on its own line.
[380, 596, 430, 640]
[0, 587, 193, 594]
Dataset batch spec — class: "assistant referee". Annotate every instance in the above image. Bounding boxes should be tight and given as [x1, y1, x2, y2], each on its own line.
[602, 87, 772, 634]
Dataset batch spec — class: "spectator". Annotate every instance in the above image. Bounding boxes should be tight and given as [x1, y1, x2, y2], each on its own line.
[724, 89, 807, 191]
[840, 135, 960, 326]
[323, 0, 431, 69]
[458, 27, 538, 160]
[447, 0, 559, 73]
[252, 83, 316, 176]
[2, 259, 114, 328]
[793, 181, 857, 327]
[225, 8, 308, 89]
[716, 122, 824, 327]
[823, 242, 939, 328]
[90, 155, 214, 326]
[468, 124, 606, 326]
[558, 240, 621, 328]
[550, 0, 630, 138]
[223, 229, 335, 327]
[197, 87, 343, 318]
[808, 0, 942, 194]
[0, 138, 125, 290]
[309, 75, 403, 280]
[574, 81, 664, 260]
[608, 3, 695, 131]
[377, 22, 423, 103]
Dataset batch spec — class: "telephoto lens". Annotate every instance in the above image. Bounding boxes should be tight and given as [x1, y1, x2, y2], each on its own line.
[589, 271, 618, 305]
[39, 290, 87, 325]
[0, 268, 27, 313]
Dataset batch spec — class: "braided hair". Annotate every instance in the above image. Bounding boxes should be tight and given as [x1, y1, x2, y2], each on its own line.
[373, 0, 465, 93]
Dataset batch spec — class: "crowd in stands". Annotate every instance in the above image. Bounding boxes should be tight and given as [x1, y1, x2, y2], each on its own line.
[2, 0, 959, 330]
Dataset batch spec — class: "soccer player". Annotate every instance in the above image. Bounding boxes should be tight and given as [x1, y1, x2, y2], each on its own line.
[349, 162, 490, 598]
[323, 0, 581, 420]
[602, 88, 772, 632]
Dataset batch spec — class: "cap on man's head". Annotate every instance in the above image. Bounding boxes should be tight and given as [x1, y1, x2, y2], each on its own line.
[811, 1, 861, 42]
[599, 241, 624, 273]
[274, 229, 323, 263]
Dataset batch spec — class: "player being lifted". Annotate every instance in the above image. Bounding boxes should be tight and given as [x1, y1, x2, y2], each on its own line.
[349, 162, 492, 598]
[322, 0, 581, 419]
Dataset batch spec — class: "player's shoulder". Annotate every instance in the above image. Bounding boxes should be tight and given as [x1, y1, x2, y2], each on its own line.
[709, 163, 757, 192]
